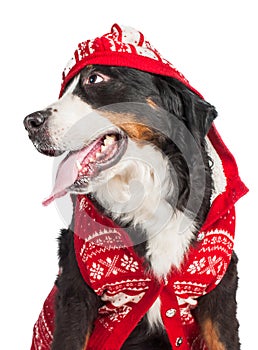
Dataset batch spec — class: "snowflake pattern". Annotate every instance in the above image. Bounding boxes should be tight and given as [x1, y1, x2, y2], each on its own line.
[187, 255, 224, 277]
[121, 254, 139, 272]
[202, 256, 223, 276]
[90, 262, 104, 280]
[100, 256, 122, 276]
[89, 254, 140, 280]
[187, 258, 206, 274]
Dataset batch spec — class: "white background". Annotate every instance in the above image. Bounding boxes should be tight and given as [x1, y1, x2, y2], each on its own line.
[1, 0, 257, 348]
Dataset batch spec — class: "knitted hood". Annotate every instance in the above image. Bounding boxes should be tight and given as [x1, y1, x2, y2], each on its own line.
[59, 23, 202, 98]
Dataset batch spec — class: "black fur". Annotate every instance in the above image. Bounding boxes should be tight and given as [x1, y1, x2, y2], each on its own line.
[192, 251, 240, 348]
[52, 229, 102, 350]
[24, 66, 239, 349]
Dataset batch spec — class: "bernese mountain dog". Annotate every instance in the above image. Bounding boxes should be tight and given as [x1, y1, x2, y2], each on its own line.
[24, 24, 246, 350]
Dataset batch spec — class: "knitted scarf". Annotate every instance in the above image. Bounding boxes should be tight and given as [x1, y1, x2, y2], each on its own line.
[30, 126, 248, 350]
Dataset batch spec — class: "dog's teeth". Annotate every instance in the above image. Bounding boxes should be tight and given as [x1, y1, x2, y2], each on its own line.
[101, 145, 107, 152]
[104, 135, 116, 146]
[76, 160, 82, 170]
[96, 152, 101, 159]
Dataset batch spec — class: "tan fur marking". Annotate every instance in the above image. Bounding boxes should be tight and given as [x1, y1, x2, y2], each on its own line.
[82, 331, 90, 349]
[98, 110, 144, 127]
[98, 110, 155, 141]
[201, 318, 225, 350]
[119, 123, 155, 141]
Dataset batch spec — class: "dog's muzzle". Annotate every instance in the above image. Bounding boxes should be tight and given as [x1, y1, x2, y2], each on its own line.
[24, 108, 60, 156]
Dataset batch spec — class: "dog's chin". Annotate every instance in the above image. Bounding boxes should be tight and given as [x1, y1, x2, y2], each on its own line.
[32, 140, 65, 157]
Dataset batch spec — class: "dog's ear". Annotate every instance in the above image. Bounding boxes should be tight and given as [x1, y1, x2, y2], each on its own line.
[154, 76, 217, 138]
[188, 95, 217, 137]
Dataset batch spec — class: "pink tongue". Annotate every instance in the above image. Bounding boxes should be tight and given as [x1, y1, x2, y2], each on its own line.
[42, 151, 80, 206]
[43, 138, 102, 206]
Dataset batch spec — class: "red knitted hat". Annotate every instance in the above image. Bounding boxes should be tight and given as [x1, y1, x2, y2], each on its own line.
[60, 24, 203, 98]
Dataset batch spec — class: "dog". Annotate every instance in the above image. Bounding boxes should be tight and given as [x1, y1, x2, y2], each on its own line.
[24, 25, 247, 350]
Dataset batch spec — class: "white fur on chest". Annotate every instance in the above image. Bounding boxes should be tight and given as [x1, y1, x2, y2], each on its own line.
[146, 211, 194, 277]
[91, 141, 196, 328]
[92, 141, 195, 277]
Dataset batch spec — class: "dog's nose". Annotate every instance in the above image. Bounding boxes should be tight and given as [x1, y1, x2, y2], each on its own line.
[24, 111, 47, 132]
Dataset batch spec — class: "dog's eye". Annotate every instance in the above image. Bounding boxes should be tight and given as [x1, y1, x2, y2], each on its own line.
[88, 74, 103, 84]
[85, 73, 109, 85]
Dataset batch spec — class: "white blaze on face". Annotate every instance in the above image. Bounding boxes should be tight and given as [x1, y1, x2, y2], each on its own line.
[46, 74, 116, 151]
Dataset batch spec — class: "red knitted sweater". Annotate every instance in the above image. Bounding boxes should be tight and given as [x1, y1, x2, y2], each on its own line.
[30, 126, 247, 350]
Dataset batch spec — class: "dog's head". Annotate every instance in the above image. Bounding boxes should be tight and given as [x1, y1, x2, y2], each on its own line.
[24, 64, 216, 211]
[24, 24, 217, 231]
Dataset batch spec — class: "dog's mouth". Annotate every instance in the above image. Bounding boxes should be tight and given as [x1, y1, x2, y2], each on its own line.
[43, 132, 127, 206]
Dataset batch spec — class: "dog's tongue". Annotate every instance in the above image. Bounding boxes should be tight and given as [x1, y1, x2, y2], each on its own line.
[42, 150, 81, 206]
[43, 137, 103, 206]
[42, 135, 118, 206]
